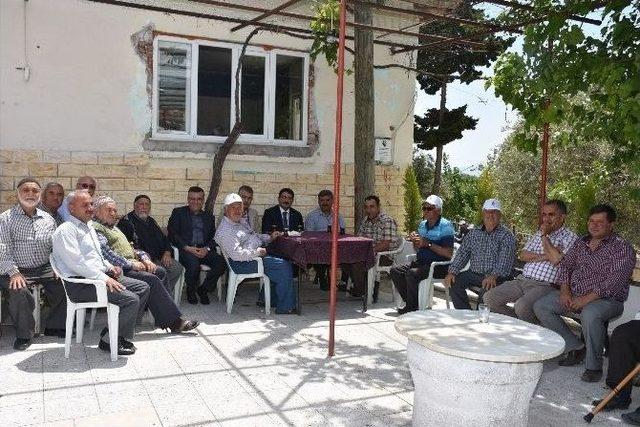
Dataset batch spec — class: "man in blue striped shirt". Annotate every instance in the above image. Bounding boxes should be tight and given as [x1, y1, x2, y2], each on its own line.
[444, 199, 516, 309]
[391, 195, 454, 314]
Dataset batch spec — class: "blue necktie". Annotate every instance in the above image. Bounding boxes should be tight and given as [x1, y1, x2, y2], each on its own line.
[282, 211, 289, 229]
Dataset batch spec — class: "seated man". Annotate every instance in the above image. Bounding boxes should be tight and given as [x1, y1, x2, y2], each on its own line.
[218, 185, 259, 232]
[168, 186, 226, 305]
[0, 178, 66, 350]
[216, 193, 296, 314]
[590, 318, 640, 415]
[390, 195, 454, 314]
[58, 176, 97, 222]
[117, 194, 185, 295]
[38, 182, 65, 226]
[342, 195, 398, 301]
[304, 189, 346, 291]
[52, 190, 149, 356]
[92, 196, 197, 333]
[443, 199, 516, 309]
[261, 188, 304, 233]
[484, 199, 578, 323]
[534, 204, 636, 383]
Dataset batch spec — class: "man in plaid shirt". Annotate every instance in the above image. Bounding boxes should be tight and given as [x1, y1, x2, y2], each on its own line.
[0, 178, 66, 350]
[444, 199, 516, 309]
[484, 199, 578, 323]
[534, 204, 636, 383]
[342, 195, 398, 300]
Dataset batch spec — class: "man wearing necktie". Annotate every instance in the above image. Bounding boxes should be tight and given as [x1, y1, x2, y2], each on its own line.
[261, 188, 304, 234]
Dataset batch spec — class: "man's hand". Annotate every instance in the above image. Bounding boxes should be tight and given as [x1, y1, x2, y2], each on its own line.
[105, 277, 125, 293]
[569, 295, 590, 312]
[109, 266, 123, 278]
[256, 247, 267, 257]
[270, 231, 283, 240]
[9, 273, 27, 290]
[142, 259, 157, 273]
[481, 275, 498, 290]
[443, 272, 456, 288]
[193, 248, 208, 259]
[131, 261, 146, 271]
[560, 288, 573, 310]
[160, 251, 173, 268]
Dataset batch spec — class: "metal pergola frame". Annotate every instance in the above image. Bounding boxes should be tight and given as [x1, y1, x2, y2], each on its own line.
[85, 0, 602, 357]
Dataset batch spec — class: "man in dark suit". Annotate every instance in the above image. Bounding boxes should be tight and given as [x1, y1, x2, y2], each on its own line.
[261, 188, 304, 234]
[168, 186, 226, 305]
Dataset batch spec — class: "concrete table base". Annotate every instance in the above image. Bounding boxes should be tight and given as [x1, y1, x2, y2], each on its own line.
[408, 340, 542, 427]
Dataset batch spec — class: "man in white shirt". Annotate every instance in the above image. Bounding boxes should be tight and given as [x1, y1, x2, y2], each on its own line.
[52, 190, 149, 356]
[58, 176, 97, 222]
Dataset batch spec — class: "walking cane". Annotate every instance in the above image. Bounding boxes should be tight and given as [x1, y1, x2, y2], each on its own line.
[584, 363, 640, 422]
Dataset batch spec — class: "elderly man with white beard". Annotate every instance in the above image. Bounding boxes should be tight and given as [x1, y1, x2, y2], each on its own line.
[0, 178, 67, 350]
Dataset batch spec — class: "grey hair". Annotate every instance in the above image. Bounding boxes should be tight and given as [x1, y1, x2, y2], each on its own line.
[66, 189, 90, 205]
[94, 195, 116, 209]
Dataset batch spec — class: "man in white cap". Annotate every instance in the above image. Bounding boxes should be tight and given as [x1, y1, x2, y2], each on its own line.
[390, 195, 455, 314]
[443, 198, 516, 310]
[215, 194, 297, 314]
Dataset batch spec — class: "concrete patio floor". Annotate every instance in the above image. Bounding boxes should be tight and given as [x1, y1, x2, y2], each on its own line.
[0, 279, 633, 426]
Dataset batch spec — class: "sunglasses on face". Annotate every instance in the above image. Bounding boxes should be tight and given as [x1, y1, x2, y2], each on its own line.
[422, 206, 435, 211]
[80, 183, 96, 190]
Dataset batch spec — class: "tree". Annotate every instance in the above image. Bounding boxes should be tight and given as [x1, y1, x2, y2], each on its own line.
[402, 167, 422, 234]
[416, 2, 512, 194]
[489, 0, 640, 167]
[412, 149, 434, 198]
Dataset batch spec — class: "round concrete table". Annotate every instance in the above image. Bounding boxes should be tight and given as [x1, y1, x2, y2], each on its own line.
[395, 310, 565, 427]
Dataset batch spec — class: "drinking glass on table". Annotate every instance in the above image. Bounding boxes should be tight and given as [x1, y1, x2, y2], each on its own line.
[478, 304, 490, 323]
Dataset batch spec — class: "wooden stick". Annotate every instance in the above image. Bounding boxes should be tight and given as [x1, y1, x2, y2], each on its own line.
[584, 364, 640, 423]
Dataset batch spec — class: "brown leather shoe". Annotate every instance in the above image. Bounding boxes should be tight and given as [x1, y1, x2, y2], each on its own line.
[558, 347, 586, 366]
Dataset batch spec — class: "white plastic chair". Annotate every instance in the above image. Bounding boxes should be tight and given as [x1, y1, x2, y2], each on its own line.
[49, 255, 120, 361]
[172, 246, 225, 304]
[368, 237, 407, 305]
[217, 246, 270, 315]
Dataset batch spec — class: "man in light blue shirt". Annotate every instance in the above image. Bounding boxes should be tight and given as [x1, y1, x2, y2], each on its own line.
[304, 190, 346, 291]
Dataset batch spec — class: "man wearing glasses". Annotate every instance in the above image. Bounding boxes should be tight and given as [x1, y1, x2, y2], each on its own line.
[58, 176, 97, 222]
[390, 195, 455, 314]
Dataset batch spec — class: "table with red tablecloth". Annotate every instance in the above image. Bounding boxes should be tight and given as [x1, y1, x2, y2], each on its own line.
[267, 231, 376, 313]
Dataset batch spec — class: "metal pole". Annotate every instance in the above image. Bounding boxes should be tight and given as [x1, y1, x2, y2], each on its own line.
[329, 0, 347, 358]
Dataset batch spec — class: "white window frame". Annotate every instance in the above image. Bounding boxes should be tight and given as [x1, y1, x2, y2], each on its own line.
[151, 36, 309, 146]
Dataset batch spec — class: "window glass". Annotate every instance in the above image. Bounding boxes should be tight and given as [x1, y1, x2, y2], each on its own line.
[240, 56, 266, 135]
[157, 41, 191, 132]
[274, 55, 304, 141]
[197, 45, 232, 136]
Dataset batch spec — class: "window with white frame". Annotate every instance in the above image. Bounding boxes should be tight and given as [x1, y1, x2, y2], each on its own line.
[153, 37, 309, 145]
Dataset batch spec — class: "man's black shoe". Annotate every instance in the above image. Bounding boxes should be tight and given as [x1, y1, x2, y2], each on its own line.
[197, 287, 210, 305]
[622, 407, 640, 426]
[372, 281, 380, 304]
[186, 289, 198, 305]
[13, 338, 32, 351]
[592, 395, 631, 411]
[44, 328, 66, 338]
[582, 369, 603, 383]
[397, 307, 411, 315]
[98, 339, 135, 355]
[337, 282, 348, 292]
[119, 337, 136, 350]
[558, 347, 586, 366]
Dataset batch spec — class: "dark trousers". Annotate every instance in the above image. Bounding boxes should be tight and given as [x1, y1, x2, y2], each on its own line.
[390, 261, 448, 312]
[178, 249, 226, 292]
[341, 256, 392, 296]
[125, 269, 181, 329]
[0, 264, 66, 339]
[449, 270, 510, 310]
[606, 320, 640, 400]
[65, 275, 149, 341]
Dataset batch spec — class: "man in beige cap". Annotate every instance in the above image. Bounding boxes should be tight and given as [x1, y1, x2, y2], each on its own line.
[443, 198, 516, 309]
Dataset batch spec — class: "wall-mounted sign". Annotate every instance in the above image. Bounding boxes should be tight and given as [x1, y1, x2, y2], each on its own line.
[374, 137, 393, 165]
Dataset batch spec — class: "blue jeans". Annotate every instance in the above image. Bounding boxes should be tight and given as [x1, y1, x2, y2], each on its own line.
[228, 256, 296, 312]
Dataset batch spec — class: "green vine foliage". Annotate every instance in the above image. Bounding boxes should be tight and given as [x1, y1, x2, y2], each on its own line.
[310, 0, 346, 73]
[488, 0, 640, 170]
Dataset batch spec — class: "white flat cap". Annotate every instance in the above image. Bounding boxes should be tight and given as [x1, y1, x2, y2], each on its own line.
[483, 198, 502, 211]
[424, 194, 443, 210]
[223, 193, 243, 206]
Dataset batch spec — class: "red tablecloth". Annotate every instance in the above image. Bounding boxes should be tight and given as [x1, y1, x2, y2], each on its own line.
[267, 231, 375, 270]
